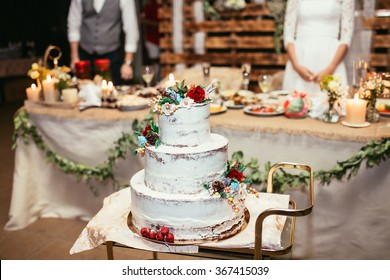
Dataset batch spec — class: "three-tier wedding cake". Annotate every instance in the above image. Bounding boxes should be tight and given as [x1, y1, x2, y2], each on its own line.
[130, 84, 247, 242]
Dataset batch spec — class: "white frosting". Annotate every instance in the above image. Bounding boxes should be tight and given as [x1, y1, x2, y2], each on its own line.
[158, 102, 210, 147]
[131, 170, 246, 241]
[130, 100, 247, 241]
[145, 134, 228, 194]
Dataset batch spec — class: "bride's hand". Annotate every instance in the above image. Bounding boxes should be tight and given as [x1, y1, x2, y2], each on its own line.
[294, 65, 315, 82]
[313, 67, 334, 83]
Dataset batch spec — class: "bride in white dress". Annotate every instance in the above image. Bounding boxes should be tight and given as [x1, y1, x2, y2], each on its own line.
[282, 0, 355, 118]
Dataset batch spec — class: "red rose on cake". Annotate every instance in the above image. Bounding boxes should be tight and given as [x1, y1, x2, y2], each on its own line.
[228, 169, 244, 182]
[186, 85, 206, 103]
[141, 124, 152, 136]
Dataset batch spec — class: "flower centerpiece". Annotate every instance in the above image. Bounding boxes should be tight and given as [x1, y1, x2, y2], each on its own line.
[358, 72, 390, 123]
[149, 80, 214, 116]
[319, 74, 348, 123]
[27, 61, 74, 99]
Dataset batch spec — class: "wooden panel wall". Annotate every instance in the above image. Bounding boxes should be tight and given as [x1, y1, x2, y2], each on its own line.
[158, 0, 283, 91]
[366, 16, 390, 72]
[157, 0, 390, 90]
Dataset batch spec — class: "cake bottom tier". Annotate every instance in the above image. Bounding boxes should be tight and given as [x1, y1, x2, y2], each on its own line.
[130, 170, 246, 241]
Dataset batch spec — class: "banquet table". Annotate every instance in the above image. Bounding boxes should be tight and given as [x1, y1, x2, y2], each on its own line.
[5, 99, 390, 259]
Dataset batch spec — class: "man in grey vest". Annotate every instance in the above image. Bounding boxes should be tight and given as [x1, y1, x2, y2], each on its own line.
[67, 0, 139, 85]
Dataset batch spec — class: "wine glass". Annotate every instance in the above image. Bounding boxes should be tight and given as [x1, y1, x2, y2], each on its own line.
[142, 65, 155, 87]
[258, 74, 273, 94]
[241, 63, 251, 75]
[352, 59, 370, 90]
[202, 62, 210, 81]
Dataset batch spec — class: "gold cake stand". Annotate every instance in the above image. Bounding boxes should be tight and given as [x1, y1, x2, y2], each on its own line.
[127, 208, 250, 246]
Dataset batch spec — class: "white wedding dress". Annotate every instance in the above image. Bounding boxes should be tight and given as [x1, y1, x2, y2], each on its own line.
[282, 0, 354, 118]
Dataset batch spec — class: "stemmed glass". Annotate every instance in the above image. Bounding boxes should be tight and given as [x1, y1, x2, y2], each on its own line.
[352, 59, 370, 91]
[142, 65, 155, 87]
[202, 62, 210, 82]
[258, 74, 273, 94]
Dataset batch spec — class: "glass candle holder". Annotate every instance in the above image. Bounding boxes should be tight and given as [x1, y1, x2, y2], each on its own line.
[75, 60, 91, 80]
[94, 59, 112, 81]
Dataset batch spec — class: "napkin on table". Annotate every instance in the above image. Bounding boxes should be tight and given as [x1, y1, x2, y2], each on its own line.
[78, 84, 102, 110]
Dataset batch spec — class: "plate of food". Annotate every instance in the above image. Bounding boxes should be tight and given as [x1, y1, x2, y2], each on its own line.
[221, 90, 260, 108]
[210, 104, 227, 115]
[243, 104, 284, 116]
[116, 95, 149, 111]
[376, 100, 390, 117]
[135, 87, 160, 98]
[269, 90, 291, 100]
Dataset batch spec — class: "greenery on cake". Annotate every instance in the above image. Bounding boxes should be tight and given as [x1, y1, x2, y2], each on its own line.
[204, 160, 255, 212]
[133, 120, 160, 156]
[149, 80, 214, 116]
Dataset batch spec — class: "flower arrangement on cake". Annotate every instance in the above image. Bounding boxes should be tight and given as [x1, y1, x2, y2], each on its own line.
[204, 161, 254, 212]
[133, 120, 159, 156]
[149, 81, 214, 116]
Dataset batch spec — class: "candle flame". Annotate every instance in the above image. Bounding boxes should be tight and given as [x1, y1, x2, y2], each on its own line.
[31, 84, 36, 89]
[108, 81, 113, 88]
[169, 73, 174, 83]
[354, 93, 359, 100]
[46, 75, 51, 81]
[101, 80, 107, 87]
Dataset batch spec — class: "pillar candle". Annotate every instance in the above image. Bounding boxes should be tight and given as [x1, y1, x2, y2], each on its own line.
[42, 75, 59, 102]
[26, 83, 40, 101]
[62, 88, 78, 104]
[345, 94, 368, 124]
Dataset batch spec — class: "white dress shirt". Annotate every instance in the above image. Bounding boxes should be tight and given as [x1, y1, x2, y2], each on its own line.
[67, 0, 139, 53]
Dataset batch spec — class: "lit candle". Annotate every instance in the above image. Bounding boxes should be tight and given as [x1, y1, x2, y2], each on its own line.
[346, 93, 368, 124]
[62, 88, 78, 104]
[165, 73, 175, 87]
[107, 81, 114, 93]
[42, 75, 59, 102]
[25, 83, 40, 101]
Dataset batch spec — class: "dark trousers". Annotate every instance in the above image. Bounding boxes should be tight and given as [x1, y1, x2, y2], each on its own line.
[79, 48, 123, 85]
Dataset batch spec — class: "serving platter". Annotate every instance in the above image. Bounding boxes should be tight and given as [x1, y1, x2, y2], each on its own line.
[210, 105, 227, 115]
[243, 105, 284, 117]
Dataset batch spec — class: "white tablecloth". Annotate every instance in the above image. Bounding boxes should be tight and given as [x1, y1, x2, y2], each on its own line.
[211, 126, 390, 260]
[70, 188, 290, 255]
[5, 109, 144, 231]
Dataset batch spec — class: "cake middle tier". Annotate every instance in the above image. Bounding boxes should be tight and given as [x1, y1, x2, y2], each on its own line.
[145, 133, 228, 194]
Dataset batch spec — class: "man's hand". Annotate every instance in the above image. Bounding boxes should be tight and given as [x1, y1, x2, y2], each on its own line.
[120, 64, 133, 80]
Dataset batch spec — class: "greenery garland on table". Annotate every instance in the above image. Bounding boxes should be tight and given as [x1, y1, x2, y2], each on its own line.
[12, 109, 153, 195]
[12, 109, 390, 195]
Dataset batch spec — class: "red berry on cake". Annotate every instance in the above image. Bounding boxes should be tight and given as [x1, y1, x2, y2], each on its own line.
[140, 227, 149, 237]
[156, 231, 165, 241]
[160, 226, 169, 236]
[148, 230, 157, 239]
[166, 233, 175, 243]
